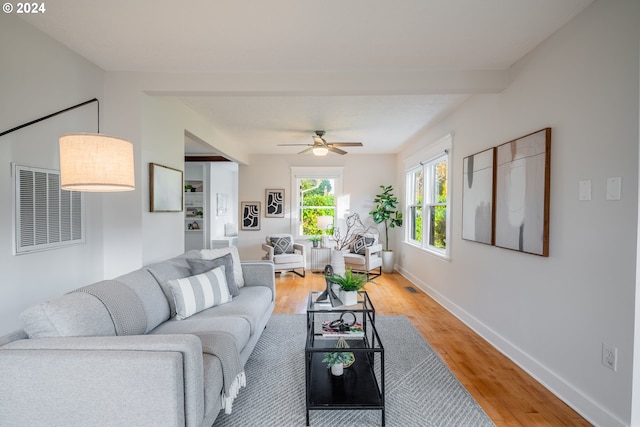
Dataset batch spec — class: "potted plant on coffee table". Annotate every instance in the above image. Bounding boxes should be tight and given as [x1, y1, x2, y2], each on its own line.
[369, 185, 403, 273]
[322, 348, 353, 376]
[325, 268, 367, 306]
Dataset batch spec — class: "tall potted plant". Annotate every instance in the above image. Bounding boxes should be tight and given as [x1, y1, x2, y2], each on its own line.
[369, 185, 403, 273]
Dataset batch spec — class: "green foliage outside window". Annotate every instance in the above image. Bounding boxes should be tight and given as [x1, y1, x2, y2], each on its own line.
[300, 179, 335, 235]
[432, 160, 447, 249]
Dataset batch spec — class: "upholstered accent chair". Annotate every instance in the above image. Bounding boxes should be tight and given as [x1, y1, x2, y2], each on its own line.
[262, 234, 306, 277]
[343, 233, 383, 279]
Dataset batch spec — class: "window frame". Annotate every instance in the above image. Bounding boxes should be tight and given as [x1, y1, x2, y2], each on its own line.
[404, 134, 452, 260]
[290, 167, 344, 240]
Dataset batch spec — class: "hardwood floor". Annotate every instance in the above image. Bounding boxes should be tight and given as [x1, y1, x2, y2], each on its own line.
[272, 270, 592, 427]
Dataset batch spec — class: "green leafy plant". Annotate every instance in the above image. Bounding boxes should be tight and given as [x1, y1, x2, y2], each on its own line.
[369, 185, 403, 251]
[325, 268, 368, 292]
[308, 235, 322, 243]
[322, 350, 352, 367]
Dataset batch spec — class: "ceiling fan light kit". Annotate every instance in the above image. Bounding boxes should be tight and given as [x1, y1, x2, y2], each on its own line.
[278, 130, 363, 156]
[312, 146, 328, 156]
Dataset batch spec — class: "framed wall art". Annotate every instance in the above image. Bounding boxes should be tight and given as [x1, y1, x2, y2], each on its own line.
[149, 163, 183, 212]
[241, 201, 261, 230]
[494, 128, 551, 256]
[462, 147, 495, 245]
[265, 188, 285, 218]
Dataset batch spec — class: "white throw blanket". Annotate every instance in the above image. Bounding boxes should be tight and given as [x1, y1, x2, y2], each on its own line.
[194, 332, 246, 414]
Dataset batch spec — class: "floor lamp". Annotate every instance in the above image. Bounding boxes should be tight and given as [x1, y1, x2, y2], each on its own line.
[1, 98, 135, 192]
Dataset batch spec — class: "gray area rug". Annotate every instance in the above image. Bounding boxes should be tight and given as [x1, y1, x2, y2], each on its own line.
[213, 314, 495, 427]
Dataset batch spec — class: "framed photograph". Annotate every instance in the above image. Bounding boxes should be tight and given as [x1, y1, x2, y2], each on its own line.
[150, 163, 183, 212]
[265, 188, 285, 218]
[462, 147, 495, 245]
[494, 128, 551, 256]
[241, 201, 261, 230]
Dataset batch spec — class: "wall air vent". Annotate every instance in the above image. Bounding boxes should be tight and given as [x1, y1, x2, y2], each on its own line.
[13, 164, 84, 255]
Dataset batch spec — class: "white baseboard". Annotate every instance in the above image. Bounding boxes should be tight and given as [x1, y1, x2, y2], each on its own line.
[395, 265, 626, 427]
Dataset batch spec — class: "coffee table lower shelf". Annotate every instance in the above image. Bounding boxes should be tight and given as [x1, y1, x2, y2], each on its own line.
[305, 347, 384, 426]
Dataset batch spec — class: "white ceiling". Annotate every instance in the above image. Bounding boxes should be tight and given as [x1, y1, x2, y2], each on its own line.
[20, 0, 593, 156]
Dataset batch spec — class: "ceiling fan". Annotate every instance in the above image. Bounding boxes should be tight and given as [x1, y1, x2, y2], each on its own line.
[278, 130, 363, 156]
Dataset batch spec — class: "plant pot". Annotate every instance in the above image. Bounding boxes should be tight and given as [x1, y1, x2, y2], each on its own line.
[340, 290, 358, 306]
[331, 363, 344, 376]
[381, 250, 395, 273]
[330, 249, 346, 276]
[312, 241, 319, 248]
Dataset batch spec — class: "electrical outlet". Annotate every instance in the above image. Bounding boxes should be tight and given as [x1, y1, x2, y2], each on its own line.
[602, 343, 617, 371]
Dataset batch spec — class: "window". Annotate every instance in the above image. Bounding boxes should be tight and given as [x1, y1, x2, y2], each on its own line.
[405, 135, 451, 258]
[290, 167, 343, 238]
[298, 178, 335, 236]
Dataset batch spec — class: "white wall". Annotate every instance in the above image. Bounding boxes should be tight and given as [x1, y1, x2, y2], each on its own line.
[210, 162, 239, 240]
[396, 1, 639, 425]
[0, 15, 106, 334]
[238, 154, 397, 261]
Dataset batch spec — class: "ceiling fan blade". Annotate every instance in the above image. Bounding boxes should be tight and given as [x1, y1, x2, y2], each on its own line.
[327, 142, 363, 147]
[298, 146, 315, 154]
[328, 146, 348, 155]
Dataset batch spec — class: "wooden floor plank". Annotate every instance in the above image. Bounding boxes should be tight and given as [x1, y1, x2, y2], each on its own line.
[272, 270, 592, 427]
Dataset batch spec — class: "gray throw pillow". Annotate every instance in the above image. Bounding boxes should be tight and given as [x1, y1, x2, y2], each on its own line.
[187, 254, 240, 296]
[270, 236, 294, 255]
[351, 235, 375, 255]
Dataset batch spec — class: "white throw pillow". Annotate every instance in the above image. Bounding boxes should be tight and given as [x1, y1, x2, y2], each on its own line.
[167, 266, 232, 320]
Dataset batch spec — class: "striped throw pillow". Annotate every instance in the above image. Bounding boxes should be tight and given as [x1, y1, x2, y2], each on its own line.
[167, 266, 232, 320]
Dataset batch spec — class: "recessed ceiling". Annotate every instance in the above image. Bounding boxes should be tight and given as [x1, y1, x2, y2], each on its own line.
[20, 0, 593, 156]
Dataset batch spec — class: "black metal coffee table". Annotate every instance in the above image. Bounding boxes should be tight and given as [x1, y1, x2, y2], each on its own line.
[305, 291, 385, 426]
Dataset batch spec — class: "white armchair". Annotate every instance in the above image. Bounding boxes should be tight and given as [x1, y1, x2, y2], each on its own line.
[343, 234, 383, 279]
[262, 234, 306, 277]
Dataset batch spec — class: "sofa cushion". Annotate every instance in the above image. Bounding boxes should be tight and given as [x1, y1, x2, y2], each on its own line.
[150, 316, 251, 353]
[343, 252, 367, 266]
[146, 252, 202, 317]
[113, 269, 170, 333]
[201, 247, 244, 288]
[188, 286, 273, 335]
[168, 267, 232, 320]
[272, 253, 303, 264]
[19, 292, 116, 338]
[187, 254, 240, 297]
[72, 280, 148, 336]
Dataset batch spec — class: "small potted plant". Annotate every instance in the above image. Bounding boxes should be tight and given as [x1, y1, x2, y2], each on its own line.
[184, 184, 193, 192]
[325, 268, 367, 306]
[322, 349, 352, 376]
[308, 235, 322, 248]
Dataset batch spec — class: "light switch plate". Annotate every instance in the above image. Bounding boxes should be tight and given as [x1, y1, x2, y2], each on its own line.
[579, 180, 591, 201]
[606, 177, 622, 201]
